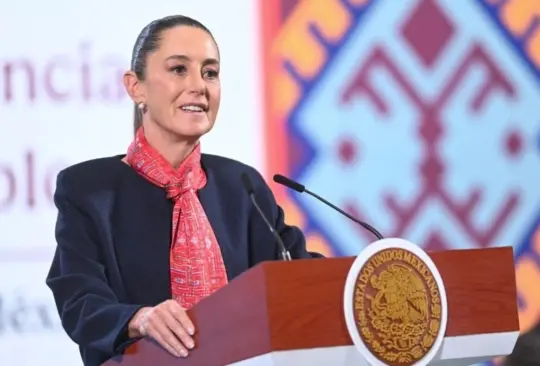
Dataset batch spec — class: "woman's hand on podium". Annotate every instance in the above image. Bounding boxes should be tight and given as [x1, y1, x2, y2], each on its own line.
[128, 300, 195, 358]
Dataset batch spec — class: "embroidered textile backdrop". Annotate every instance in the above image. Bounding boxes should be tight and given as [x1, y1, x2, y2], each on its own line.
[262, 0, 540, 364]
[0, 0, 539, 365]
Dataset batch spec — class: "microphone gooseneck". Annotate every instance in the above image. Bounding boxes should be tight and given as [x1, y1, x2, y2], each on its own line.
[241, 173, 292, 261]
[273, 174, 384, 241]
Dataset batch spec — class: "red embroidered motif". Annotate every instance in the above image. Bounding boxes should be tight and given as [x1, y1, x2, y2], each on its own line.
[126, 127, 228, 309]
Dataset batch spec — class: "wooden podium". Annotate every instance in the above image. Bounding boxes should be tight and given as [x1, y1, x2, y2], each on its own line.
[103, 246, 519, 366]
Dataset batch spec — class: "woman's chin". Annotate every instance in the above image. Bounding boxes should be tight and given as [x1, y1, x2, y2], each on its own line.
[171, 122, 213, 139]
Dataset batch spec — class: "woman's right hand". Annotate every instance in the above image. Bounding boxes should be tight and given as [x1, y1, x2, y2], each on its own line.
[129, 300, 195, 358]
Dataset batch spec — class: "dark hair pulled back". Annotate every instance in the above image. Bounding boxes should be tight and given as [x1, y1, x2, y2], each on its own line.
[131, 15, 215, 133]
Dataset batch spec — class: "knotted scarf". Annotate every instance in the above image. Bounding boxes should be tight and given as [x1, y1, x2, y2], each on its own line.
[126, 127, 228, 309]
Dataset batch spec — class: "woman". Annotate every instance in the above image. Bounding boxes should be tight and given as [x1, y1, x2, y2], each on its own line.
[46, 15, 321, 366]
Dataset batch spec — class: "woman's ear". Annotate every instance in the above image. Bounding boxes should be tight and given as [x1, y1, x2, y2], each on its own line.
[123, 70, 144, 103]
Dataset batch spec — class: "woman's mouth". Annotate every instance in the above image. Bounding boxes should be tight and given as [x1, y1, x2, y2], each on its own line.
[180, 103, 207, 113]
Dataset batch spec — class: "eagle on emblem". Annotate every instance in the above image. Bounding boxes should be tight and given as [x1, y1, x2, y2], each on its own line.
[370, 263, 428, 324]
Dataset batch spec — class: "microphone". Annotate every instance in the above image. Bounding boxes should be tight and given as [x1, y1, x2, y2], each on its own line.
[273, 174, 384, 241]
[241, 173, 292, 261]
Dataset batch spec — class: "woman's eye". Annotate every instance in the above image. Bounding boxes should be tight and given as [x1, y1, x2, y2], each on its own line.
[204, 69, 219, 79]
[171, 65, 187, 74]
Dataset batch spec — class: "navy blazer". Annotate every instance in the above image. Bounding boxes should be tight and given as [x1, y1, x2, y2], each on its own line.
[45, 153, 321, 366]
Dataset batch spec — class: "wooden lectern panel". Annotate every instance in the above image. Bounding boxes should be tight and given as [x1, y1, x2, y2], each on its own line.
[431, 247, 518, 336]
[104, 246, 518, 366]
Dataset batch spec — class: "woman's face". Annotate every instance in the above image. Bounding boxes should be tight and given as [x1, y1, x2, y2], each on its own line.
[135, 26, 221, 140]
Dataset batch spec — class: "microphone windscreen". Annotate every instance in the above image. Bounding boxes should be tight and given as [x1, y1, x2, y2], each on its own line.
[273, 174, 305, 193]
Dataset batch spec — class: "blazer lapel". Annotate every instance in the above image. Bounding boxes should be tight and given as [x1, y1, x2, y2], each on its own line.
[113, 166, 173, 304]
[198, 166, 237, 280]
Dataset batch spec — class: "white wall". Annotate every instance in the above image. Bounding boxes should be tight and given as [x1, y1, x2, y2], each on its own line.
[0, 1, 262, 364]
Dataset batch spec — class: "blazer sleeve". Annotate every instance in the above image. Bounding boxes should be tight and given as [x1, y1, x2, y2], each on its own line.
[254, 170, 324, 259]
[45, 171, 143, 357]
[274, 203, 324, 259]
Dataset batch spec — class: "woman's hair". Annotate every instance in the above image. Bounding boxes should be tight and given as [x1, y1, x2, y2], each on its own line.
[131, 15, 215, 133]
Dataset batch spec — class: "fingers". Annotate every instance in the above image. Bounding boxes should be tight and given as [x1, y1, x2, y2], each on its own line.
[147, 316, 188, 358]
[160, 308, 194, 349]
[168, 301, 195, 335]
[144, 300, 196, 358]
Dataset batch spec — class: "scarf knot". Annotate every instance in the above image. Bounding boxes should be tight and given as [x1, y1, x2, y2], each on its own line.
[165, 170, 205, 200]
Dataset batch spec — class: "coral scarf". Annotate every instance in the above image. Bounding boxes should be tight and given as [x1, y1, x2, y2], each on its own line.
[126, 127, 228, 309]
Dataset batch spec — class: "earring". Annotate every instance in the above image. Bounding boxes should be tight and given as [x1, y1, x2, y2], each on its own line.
[138, 102, 146, 111]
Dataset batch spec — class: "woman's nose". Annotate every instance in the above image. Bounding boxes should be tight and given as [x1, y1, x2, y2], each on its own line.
[185, 73, 205, 94]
